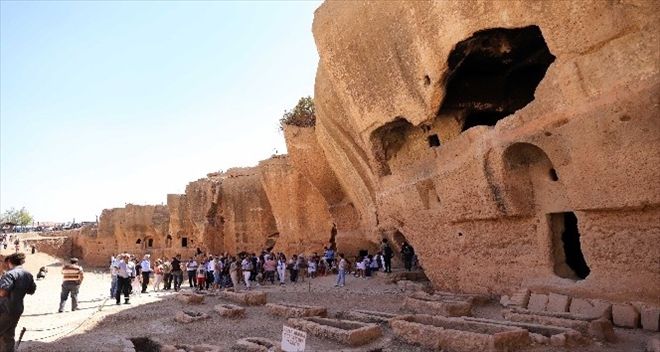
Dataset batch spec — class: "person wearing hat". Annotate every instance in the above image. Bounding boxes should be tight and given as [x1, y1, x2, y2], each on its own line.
[59, 257, 84, 312]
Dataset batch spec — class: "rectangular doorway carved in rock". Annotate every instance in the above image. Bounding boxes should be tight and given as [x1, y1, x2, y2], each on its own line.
[549, 212, 590, 280]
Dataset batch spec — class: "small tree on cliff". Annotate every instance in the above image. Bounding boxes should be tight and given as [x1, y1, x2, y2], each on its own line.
[1, 207, 34, 226]
[279, 96, 315, 130]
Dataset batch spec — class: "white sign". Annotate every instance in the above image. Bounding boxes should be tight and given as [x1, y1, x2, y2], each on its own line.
[281, 325, 306, 352]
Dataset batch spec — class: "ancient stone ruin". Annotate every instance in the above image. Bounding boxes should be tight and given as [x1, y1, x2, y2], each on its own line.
[38, 0, 658, 332]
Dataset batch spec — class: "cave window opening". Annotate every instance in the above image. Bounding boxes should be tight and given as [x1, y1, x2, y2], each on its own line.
[166, 235, 172, 248]
[440, 25, 555, 132]
[549, 168, 559, 181]
[147, 238, 154, 248]
[181, 237, 188, 248]
[328, 224, 337, 250]
[135, 239, 142, 245]
[551, 212, 590, 280]
[427, 134, 441, 148]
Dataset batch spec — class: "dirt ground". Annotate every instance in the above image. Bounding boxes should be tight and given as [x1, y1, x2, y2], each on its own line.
[2, 245, 656, 352]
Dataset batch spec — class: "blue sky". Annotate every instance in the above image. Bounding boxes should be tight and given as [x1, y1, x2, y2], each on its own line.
[1, 1, 321, 222]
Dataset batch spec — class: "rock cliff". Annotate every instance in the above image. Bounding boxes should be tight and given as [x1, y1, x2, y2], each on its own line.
[312, 0, 660, 302]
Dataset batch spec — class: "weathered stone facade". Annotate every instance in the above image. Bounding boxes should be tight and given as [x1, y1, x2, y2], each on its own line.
[310, 0, 659, 304]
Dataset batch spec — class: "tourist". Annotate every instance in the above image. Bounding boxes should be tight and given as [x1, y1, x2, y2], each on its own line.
[401, 242, 415, 271]
[153, 259, 164, 292]
[129, 256, 138, 295]
[140, 254, 152, 293]
[186, 257, 198, 288]
[229, 256, 240, 290]
[276, 254, 287, 286]
[370, 253, 380, 274]
[205, 255, 214, 290]
[263, 254, 276, 285]
[288, 255, 300, 283]
[381, 239, 393, 273]
[317, 257, 326, 276]
[114, 254, 131, 304]
[356, 255, 365, 278]
[195, 260, 207, 291]
[110, 254, 119, 298]
[171, 255, 183, 291]
[0, 253, 37, 352]
[212, 256, 223, 290]
[323, 246, 335, 268]
[297, 255, 306, 283]
[334, 253, 347, 287]
[241, 255, 252, 290]
[363, 255, 372, 277]
[162, 258, 172, 290]
[58, 257, 84, 312]
[307, 256, 317, 279]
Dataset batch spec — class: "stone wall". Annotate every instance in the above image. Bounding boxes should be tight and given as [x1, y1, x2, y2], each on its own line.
[312, 1, 660, 303]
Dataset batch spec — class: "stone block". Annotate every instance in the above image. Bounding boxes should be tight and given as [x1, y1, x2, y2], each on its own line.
[588, 318, 617, 342]
[174, 311, 210, 324]
[500, 295, 511, 307]
[530, 333, 549, 345]
[464, 316, 585, 343]
[503, 311, 589, 334]
[176, 292, 205, 305]
[233, 337, 282, 352]
[390, 314, 530, 352]
[266, 302, 327, 318]
[287, 317, 381, 346]
[569, 298, 612, 319]
[641, 306, 660, 332]
[612, 304, 640, 328]
[220, 290, 267, 306]
[214, 303, 245, 318]
[550, 333, 566, 347]
[546, 293, 570, 313]
[335, 310, 401, 324]
[527, 293, 548, 312]
[509, 289, 530, 308]
[647, 336, 660, 352]
[403, 296, 472, 317]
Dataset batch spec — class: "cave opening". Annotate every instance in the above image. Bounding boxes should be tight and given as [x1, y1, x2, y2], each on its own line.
[147, 238, 154, 248]
[427, 134, 441, 148]
[135, 239, 142, 245]
[440, 25, 555, 131]
[181, 237, 188, 248]
[549, 168, 559, 181]
[551, 212, 590, 280]
[328, 224, 337, 250]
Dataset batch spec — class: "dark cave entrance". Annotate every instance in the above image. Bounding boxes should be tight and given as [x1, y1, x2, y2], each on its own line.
[551, 212, 590, 280]
[440, 25, 555, 131]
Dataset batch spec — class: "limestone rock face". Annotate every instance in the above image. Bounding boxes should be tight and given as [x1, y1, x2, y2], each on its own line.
[312, 1, 660, 302]
[259, 155, 333, 254]
[219, 167, 278, 254]
[167, 176, 223, 257]
[283, 125, 367, 254]
[97, 204, 169, 256]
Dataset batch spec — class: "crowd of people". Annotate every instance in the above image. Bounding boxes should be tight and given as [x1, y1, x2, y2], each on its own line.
[0, 237, 417, 351]
[107, 238, 417, 302]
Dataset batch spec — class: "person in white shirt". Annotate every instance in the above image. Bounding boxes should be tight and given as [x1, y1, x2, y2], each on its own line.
[334, 253, 347, 287]
[140, 255, 152, 293]
[241, 256, 252, 290]
[186, 258, 198, 288]
[114, 254, 131, 305]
